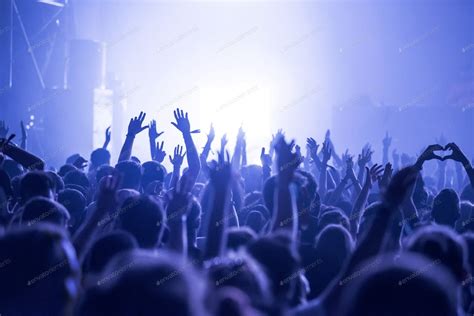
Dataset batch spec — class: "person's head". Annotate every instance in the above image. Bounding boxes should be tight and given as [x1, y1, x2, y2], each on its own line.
[21, 197, 70, 228]
[46, 171, 64, 194]
[116, 195, 165, 248]
[115, 160, 141, 191]
[246, 233, 300, 304]
[63, 169, 90, 191]
[206, 255, 272, 311]
[317, 209, 350, 235]
[432, 189, 460, 227]
[58, 164, 77, 177]
[79, 250, 206, 316]
[0, 224, 79, 315]
[227, 227, 257, 251]
[141, 161, 166, 193]
[96, 165, 115, 185]
[19, 171, 55, 204]
[336, 253, 458, 316]
[90, 148, 111, 170]
[245, 207, 269, 234]
[315, 224, 354, 262]
[405, 225, 468, 283]
[82, 231, 138, 275]
[57, 189, 87, 233]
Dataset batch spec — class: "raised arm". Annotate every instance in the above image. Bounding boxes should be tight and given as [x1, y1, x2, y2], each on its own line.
[444, 142, 474, 189]
[20, 121, 27, 150]
[204, 156, 233, 260]
[118, 112, 148, 162]
[318, 141, 332, 200]
[382, 132, 391, 165]
[168, 145, 185, 190]
[350, 164, 384, 234]
[231, 127, 245, 170]
[73, 174, 120, 258]
[357, 146, 373, 185]
[271, 136, 300, 242]
[102, 126, 111, 149]
[171, 108, 200, 190]
[148, 120, 164, 160]
[1, 137, 44, 170]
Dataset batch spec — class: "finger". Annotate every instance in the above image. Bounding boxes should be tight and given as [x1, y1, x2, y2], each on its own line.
[139, 126, 148, 132]
[171, 122, 179, 129]
[174, 110, 179, 122]
[169, 155, 173, 163]
[180, 109, 184, 118]
[185, 112, 188, 120]
[160, 141, 164, 151]
[261, 147, 265, 157]
[157, 131, 164, 137]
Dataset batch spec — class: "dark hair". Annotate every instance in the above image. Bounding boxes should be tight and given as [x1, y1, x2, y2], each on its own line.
[141, 161, 166, 191]
[21, 197, 70, 228]
[432, 189, 460, 227]
[19, 171, 54, 204]
[116, 195, 165, 248]
[58, 188, 87, 233]
[79, 250, 205, 316]
[0, 224, 79, 315]
[82, 231, 138, 274]
[337, 253, 458, 316]
[115, 160, 141, 190]
[63, 170, 90, 190]
[90, 148, 111, 169]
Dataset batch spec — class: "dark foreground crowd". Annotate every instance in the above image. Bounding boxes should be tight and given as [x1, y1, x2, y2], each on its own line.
[0, 109, 473, 316]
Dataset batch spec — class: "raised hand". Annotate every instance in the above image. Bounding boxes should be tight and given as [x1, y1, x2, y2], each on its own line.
[0, 121, 9, 139]
[166, 172, 192, 225]
[148, 120, 164, 140]
[97, 174, 121, 212]
[260, 147, 272, 167]
[275, 136, 300, 181]
[364, 164, 384, 188]
[220, 134, 228, 152]
[383, 166, 419, 208]
[154, 141, 166, 163]
[320, 141, 332, 164]
[103, 126, 111, 149]
[415, 144, 444, 169]
[171, 108, 193, 135]
[207, 124, 215, 143]
[169, 145, 185, 167]
[127, 111, 148, 137]
[306, 137, 319, 159]
[378, 163, 393, 192]
[358, 146, 373, 169]
[444, 143, 470, 166]
[382, 131, 392, 148]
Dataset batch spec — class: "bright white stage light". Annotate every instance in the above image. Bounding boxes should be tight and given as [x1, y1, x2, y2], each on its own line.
[199, 82, 271, 163]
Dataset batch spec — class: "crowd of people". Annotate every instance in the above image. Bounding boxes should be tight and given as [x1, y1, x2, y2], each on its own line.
[0, 108, 473, 316]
